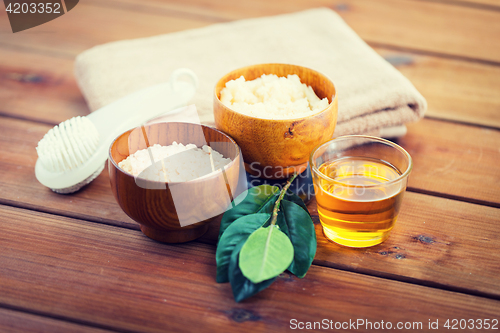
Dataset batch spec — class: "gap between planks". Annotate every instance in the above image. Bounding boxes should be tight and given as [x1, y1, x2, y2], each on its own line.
[406, 187, 500, 209]
[0, 112, 60, 127]
[84, 0, 229, 23]
[369, 42, 500, 67]
[311, 261, 500, 302]
[422, 115, 500, 132]
[0, 304, 125, 333]
[414, 0, 500, 12]
[0, 197, 140, 231]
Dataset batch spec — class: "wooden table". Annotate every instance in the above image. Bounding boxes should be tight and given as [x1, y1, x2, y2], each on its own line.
[1, 0, 499, 332]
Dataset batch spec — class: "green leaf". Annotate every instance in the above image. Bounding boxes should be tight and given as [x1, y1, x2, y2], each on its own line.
[216, 175, 316, 302]
[216, 213, 270, 283]
[239, 226, 294, 284]
[228, 240, 276, 303]
[218, 185, 279, 241]
[275, 200, 317, 278]
[284, 189, 310, 215]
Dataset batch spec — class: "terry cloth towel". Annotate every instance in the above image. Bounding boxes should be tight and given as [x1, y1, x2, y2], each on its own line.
[74, 8, 426, 137]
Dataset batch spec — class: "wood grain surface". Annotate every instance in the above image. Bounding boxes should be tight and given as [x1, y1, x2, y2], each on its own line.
[1, 1, 499, 127]
[2, 113, 499, 298]
[311, 192, 500, 298]
[1, 205, 499, 333]
[0, 1, 211, 56]
[96, 0, 500, 62]
[401, 119, 500, 206]
[2, 116, 497, 217]
[1, 0, 499, 331]
[376, 47, 500, 129]
[445, 0, 500, 8]
[0, 48, 88, 125]
[0, 308, 113, 333]
[3, 44, 499, 129]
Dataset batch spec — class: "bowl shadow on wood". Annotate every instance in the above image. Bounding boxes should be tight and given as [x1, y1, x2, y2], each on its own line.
[108, 122, 244, 243]
[214, 63, 338, 179]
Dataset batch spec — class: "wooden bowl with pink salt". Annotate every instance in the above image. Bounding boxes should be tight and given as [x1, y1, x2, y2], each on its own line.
[108, 122, 242, 243]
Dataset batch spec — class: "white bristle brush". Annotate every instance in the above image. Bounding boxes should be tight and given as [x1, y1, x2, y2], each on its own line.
[35, 68, 198, 194]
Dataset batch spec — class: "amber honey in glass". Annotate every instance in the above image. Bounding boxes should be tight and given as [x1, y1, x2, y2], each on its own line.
[310, 136, 412, 248]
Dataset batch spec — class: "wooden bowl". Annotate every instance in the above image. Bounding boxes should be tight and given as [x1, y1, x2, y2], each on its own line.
[108, 122, 242, 243]
[214, 63, 338, 179]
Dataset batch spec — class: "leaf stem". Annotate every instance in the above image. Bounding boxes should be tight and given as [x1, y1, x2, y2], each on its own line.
[270, 172, 298, 226]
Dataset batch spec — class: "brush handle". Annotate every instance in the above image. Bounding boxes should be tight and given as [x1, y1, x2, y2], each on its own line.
[35, 68, 198, 192]
[87, 68, 198, 145]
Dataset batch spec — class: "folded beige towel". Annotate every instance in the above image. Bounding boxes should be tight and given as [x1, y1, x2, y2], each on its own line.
[75, 8, 426, 137]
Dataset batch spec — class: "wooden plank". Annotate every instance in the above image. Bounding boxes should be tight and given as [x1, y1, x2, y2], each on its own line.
[1, 0, 499, 64]
[443, 0, 500, 8]
[334, 0, 500, 63]
[1, 0, 499, 128]
[0, 117, 135, 228]
[100, 0, 500, 63]
[376, 47, 500, 129]
[0, 44, 498, 139]
[310, 191, 500, 298]
[1, 116, 497, 213]
[202, 189, 500, 298]
[400, 118, 500, 206]
[1, 204, 499, 333]
[1, 0, 498, 329]
[0, 308, 113, 333]
[0, 48, 89, 125]
[0, 0, 212, 57]
[2, 116, 500, 297]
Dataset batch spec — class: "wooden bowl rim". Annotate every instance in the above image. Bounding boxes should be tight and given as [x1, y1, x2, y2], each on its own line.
[214, 63, 337, 123]
[108, 122, 241, 186]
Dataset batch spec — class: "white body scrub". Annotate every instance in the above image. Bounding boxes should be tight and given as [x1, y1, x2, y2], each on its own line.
[220, 74, 329, 119]
[118, 142, 231, 182]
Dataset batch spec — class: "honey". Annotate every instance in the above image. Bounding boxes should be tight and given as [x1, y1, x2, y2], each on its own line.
[315, 157, 405, 247]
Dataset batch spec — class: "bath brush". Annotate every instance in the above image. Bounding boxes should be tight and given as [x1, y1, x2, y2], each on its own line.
[35, 68, 198, 193]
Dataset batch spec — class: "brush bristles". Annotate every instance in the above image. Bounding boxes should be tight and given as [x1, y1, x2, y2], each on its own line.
[36, 116, 100, 173]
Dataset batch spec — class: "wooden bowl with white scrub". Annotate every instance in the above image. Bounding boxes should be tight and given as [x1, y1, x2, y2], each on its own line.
[108, 122, 242, 243]
[214, 63, 338, 179]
